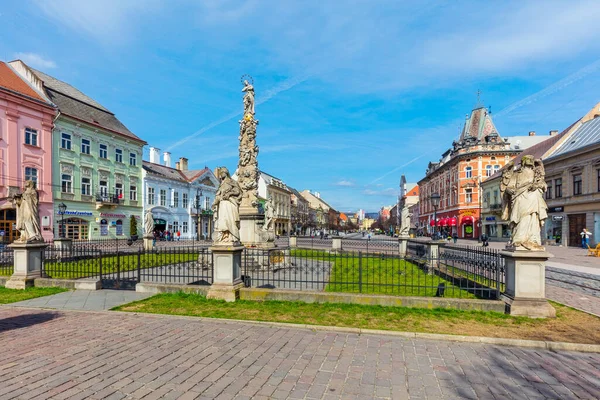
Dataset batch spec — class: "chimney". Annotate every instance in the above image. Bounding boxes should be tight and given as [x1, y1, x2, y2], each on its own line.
[163, 152, 171, 168]
[314, 191, 321, 199]
[179, 157, 188, 171]
[149, 147, 160, 164]
[175, 161, 180, 170]
[528, 131, 536, 136]
[549, 130, 558, 136]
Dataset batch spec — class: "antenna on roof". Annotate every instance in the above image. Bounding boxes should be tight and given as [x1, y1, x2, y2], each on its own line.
[475, 89, 483, 108]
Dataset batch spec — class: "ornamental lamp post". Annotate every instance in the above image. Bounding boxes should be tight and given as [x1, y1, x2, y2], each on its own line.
[430, 193, 440, 240]
[58, 203, 67, 239]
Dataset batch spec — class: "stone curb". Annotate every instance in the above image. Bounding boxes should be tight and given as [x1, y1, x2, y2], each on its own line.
[6, 305, 597, 353]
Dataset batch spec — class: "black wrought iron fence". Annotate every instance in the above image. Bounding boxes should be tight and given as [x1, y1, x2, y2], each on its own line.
[0, 247, 14, 277]
[241, 247, 501, 299]
[41, 245, 213, 289]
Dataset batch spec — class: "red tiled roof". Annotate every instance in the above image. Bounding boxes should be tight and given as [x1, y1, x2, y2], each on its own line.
[0, 62, 46, 102]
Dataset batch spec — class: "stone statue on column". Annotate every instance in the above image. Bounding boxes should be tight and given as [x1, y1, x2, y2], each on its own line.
[242, 80, 255, 117]
[501, 155, 548, 251]
[213, 167, 242, 245]
[13, 180, 43, 243]
[399, 204, 412, 236]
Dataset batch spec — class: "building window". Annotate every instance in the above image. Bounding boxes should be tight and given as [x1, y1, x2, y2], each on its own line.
[555, 178, 562, 198]
[173, 191, 179, 208]
[148, 187, 155, 205]
[25, 127, 38, 146]
[493, 189, 498, 205]
[466, 188, 473, 203]
[546, 182, 552, 200]
[99, 180, 108, 198]
[182, 221, 188, 233]
[494, 165, 500, 172]
[116, 219, 123, 236]
[99, 144, 108, 159]
[61, 174, 72, 193]
[573, 174, 582, 195]
[465, 167, 472, 178]
[115, 148, 123, 163]
[61, 133, 71, 150]
[485, 165, 492, 177]
[81, 177, 91, 196]
[173, 221, 179, 233]
[204, 196, 210, 210]
[25, 167, 38, 184]
[115, 183, 123, 199]
[182, 193, 188, 208]
[597, 170, 600, 192]
[129, 153, 136, 166]
[81, 138, 90, 154]
[130, 185, 137, 201]
[160, 189, 166, 206]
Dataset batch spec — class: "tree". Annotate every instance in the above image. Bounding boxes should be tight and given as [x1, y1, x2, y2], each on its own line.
[130, 215, 138, 237]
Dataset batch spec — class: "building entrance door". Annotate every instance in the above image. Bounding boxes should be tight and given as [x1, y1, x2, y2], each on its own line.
[568, 214, 586, 247]
[0, 209, 17, 244]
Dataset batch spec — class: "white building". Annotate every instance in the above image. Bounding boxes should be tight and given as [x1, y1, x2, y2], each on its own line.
[142, 148, 218, 239]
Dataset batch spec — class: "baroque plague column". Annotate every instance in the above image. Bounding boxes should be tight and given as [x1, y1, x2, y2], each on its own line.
[237, 77, 275, 248]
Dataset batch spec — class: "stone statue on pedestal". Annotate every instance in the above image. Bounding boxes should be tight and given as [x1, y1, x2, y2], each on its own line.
[242, 80, 255, 117]
[263, 196, 274, 232]
[13, 180, 43, 243]
[399, 205, 412, 236]
[501, 155, 548, 251]
[213, 167, 242, 244]
[144, 209, 154, 237]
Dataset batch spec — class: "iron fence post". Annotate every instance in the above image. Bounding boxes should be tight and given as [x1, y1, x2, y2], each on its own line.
[496, 251, 501, 299]
[137, 249, 141, 283]
[358, 251, 363, 293]
[99, 250, 103, 282]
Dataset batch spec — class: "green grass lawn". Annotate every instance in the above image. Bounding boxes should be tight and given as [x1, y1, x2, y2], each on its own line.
[43, 252, 198, 279]
[0, 286, 67, 304]
[0, 266, 13, 277]
[114, 292, 600, 344]
[290, 249, 477, 298]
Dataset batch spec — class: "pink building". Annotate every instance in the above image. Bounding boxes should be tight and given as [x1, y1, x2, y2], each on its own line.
[0, 62, 56, 242]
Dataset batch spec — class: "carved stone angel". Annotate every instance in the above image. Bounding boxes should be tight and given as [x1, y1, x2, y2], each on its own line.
[212, 167, 242, 244]
[399, 205, 412, 236]
[500, 155, 548, 251]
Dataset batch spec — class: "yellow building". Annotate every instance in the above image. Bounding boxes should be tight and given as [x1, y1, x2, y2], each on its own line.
[361, 218, 376, 231]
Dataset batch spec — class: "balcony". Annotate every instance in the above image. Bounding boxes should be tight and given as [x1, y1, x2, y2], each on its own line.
[95, 192, 121, 210]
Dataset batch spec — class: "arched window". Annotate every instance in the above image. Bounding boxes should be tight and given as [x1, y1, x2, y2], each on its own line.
[494, 165, 500, 172]
[485, 165, 492, 177]
[116, 219, 123, 236]
[465, 166, 472, 178]
[100, 219, 108, 236]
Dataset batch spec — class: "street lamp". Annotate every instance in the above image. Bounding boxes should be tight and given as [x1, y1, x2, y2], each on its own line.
[58, 203, 67, 238]
[195, 188, 203, 242]
[430, 193, 440, 240]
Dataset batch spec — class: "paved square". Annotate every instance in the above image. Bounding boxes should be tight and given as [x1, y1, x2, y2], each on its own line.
[7, 290, 153, 311]
[0, 307, 599, 399]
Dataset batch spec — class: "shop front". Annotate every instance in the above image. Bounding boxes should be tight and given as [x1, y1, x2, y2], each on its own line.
[54, 203, 140, 241]
[461, 215, 474, 239]
[545, 206, 564, 246]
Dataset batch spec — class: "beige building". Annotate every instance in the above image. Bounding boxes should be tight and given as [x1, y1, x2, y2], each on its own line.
[257, 171, 291, 235]
[300, 190, 332, 231]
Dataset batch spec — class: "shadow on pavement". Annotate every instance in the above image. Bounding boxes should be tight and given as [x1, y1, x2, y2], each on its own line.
[0, 312, 61, 333]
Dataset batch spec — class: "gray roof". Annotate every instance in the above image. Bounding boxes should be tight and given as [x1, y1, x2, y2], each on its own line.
[549, 117, 600, 158]
[143, 161, 188, 182]
[288, 186, 307, 203]
[31, 68, 109, 111]
[505, 135, 548, 150]
[29, 68, 144, 143]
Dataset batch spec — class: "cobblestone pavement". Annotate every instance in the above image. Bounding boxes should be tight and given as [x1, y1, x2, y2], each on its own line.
[546, 285, 600, 317]
[1, 308, 600, 400]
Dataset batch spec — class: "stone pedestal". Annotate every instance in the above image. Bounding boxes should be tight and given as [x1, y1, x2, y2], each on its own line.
[207, 244, 245, 302]
[53, 238, 72, 252]
[289, 236, 297, 248]
[425, 241, 441, 274]
[5, 242, 47, 289]
[332, 236, 342, 251]
[500, 249, 556, 318]
[143, 235, 154, 251]
[398, 236, 409, 257]
[239, 213, 276, 248]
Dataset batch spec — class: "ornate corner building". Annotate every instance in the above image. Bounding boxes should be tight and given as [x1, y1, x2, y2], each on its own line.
[417, 105, 544, 239]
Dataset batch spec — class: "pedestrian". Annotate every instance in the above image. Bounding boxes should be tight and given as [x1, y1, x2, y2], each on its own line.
[481, 233, 489, 247]
[176, 230, 180, 241]
[581, 228, 592, 248]
[320, 231, 324, 240]
[152, 231, 157, 247]
[452, 232, 458, 244]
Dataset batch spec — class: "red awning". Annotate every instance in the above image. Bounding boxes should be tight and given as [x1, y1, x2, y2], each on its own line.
[439, 218, 448, 227]
[462, 216, 474, 224]
[449, 217, 457, 227]
[429, 219, 435, 227]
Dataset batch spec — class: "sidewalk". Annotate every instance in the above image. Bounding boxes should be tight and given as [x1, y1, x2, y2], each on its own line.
[8, 289, 152, 311]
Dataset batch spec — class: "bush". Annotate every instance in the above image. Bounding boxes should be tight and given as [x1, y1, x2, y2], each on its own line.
[130, 215, 138, 237]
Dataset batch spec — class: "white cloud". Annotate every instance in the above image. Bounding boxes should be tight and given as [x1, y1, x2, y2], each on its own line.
[333, 180, 355, 187]
[14, 52, 56, 69]
[363, 188, 397, 196]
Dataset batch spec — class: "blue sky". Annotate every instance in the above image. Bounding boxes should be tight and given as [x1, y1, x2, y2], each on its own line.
[2, 1, 600, 212]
